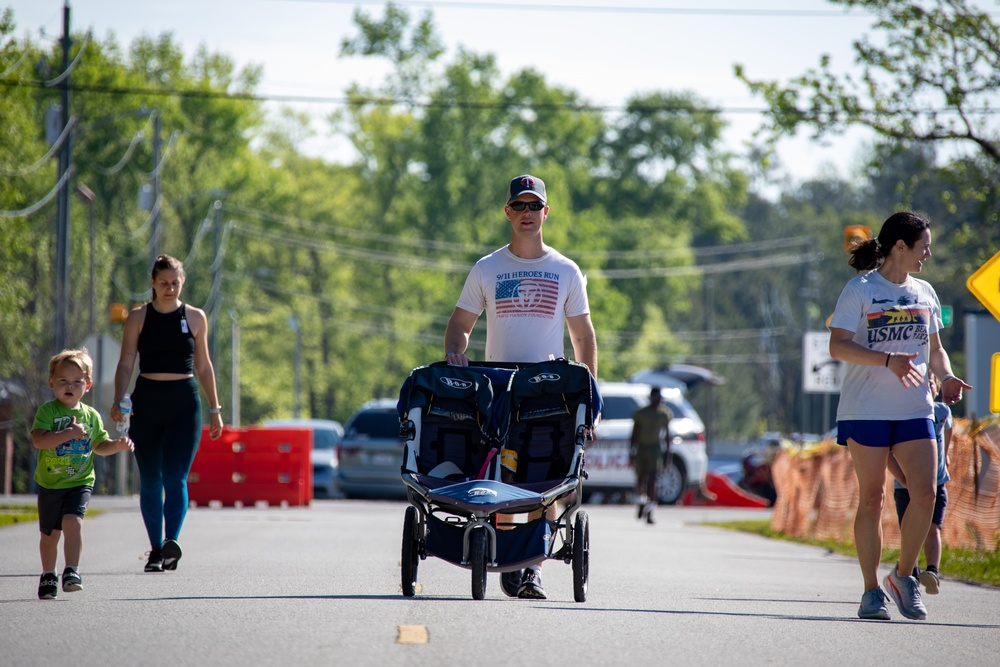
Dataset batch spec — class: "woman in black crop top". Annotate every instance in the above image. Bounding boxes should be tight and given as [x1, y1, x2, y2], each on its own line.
[111, 255, 224, 573]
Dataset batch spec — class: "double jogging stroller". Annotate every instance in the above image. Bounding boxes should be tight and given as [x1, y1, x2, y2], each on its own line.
[396, 358, 601, 601]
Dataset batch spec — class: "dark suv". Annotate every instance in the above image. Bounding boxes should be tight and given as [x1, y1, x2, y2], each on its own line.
[335, 399, 407, 499]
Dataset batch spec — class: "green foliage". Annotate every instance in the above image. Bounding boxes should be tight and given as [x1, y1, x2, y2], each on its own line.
[736, 0, 1000, 166]
[5, 3, 1000, 497]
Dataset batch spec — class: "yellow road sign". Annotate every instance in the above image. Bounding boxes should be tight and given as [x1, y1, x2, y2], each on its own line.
[967, 250, 1000, 323]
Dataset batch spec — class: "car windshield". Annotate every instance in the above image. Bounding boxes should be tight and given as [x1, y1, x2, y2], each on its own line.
[346, 411, 400, 439]
[312, 429, 340, 450]
[663, 397, 696, 420]
[599, 392, 697, 421]
[601, 395, 643, 421]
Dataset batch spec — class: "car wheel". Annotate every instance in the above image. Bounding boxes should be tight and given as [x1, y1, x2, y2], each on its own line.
[656, 458, 687, 505]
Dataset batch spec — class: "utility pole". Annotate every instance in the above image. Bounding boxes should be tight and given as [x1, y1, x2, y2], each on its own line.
[53, 1, 73, 352]
[288, 315, 301, 419]
[704, 277, 715, 456]
[149, 110, 162, 266]
[230, 310, 240, 427]
[209, 198, 223, 364]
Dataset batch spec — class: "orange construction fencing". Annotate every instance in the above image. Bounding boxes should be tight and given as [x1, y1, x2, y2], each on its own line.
[770, 419, 1000, 552]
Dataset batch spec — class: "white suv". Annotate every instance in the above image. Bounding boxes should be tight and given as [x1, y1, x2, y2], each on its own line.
[586, 382, 708, 504]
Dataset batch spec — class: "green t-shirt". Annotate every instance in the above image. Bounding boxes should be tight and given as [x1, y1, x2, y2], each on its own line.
[31, 400, 109, 489]
[631, 403, 672, 453]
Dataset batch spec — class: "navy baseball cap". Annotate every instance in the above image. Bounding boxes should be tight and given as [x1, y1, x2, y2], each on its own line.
[506, 174, 546, 204]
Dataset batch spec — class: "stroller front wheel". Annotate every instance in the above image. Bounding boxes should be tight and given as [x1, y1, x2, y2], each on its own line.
[470, 528, 489, 600]
[572, 510, 589, 602]
[401, 506, 420, 597]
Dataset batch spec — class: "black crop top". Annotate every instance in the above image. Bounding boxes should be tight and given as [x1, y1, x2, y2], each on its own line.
[137, 303, 195, 374]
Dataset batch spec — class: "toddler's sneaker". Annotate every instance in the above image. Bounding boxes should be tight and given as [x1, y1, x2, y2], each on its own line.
[918, 569, 940, 595]
[857, 587, 890, 620]
[883, 564, 927, 620]
[38, 573, 59, 600]
[62, 567, 82, 593]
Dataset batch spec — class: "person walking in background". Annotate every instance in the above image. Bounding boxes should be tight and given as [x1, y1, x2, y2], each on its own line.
[112, 255, 224, 573]
[888, 372, 953, 595]
[31, 349, 134, 599]
[630, 386, 672, 525]
[829, 211, 971, 621]
[444, 174, 598, 600]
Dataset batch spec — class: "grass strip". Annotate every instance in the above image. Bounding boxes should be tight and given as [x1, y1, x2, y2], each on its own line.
[0, 503, 38, 527]
[707, 519, 1000, 588]
[0, 503, 105, 528]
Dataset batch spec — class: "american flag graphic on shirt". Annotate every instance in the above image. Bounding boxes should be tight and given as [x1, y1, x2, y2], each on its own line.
[495, 277, 559, 317]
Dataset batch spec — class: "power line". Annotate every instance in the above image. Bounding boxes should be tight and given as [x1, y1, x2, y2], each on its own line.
[0, 166, 75, 218]
[0, 116, 78, 176]
[92, 123, 150, 176]
[230, 214, 824, 280]
[42, 30, 91, 87]
[275, 0, 874, 18]
[275, 0, 1000, 19]
[0, 77, 767, 113]
[4, 77, 998, 119]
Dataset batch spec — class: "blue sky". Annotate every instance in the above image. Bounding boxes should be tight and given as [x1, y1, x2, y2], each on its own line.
[8, 0, 887, 183]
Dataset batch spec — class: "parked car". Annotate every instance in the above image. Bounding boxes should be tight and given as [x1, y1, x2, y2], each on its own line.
[263, 418, 344, 499]
[585, 382, 708, 505]
[335, 398, 408, 499]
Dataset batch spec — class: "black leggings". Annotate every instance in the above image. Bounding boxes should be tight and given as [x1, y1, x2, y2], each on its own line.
[130, 376, 201, 549]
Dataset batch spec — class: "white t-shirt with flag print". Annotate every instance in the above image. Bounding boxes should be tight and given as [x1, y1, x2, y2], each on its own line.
[456, 245, 590, 364]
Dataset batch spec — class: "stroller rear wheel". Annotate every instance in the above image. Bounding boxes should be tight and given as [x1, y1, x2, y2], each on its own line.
[470, 527, 489, 600]
[401, 506, 420, 597]
[572, 510, 589, 602]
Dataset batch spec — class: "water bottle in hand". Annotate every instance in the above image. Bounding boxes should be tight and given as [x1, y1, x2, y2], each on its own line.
[117, 394, 132, 435]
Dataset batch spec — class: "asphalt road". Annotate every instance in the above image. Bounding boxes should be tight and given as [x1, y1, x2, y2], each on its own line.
[1, 496, 998, 667]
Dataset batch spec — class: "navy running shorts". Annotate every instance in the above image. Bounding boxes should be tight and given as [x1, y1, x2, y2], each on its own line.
[836, 418, 935, 448]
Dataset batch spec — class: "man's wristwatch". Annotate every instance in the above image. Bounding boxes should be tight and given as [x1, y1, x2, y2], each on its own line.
[209, 406, 222, 415]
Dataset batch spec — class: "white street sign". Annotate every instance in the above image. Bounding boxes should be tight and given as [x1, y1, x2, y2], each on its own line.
[803, 331, 843, 394]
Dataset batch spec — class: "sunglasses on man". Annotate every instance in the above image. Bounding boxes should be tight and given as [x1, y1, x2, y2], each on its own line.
[507, 201, 545, 212]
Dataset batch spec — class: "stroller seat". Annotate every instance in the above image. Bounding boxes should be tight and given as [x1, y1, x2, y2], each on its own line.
[398, 364, 496, 489]
[502, 359, 596, 488]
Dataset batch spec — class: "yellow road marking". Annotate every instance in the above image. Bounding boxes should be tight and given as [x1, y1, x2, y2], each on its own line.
[396, 625, 429, 644]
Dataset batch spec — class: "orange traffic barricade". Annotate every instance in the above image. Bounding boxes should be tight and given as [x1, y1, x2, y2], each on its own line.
[188, 427, 313, 507]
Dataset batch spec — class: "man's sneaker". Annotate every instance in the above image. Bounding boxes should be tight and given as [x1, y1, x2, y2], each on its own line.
[161, 539, 183, 571]
[857, 587, 890, 620]
[62, 568, 82, 593]
[646, 509, 656, 525]
[883, 565, 927, 620]
[500, 570, 522, 598]
[636, 503, 645, 520]
[38, 573, 59, 600]
[918, 569, 940, 595]
[517, 566, 547, 600]
[144, 549, 164, 573]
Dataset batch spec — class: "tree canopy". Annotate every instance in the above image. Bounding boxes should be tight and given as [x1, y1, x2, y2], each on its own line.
[2, 2, 998, 494]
